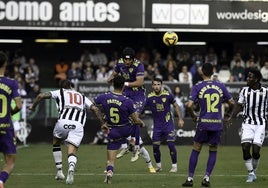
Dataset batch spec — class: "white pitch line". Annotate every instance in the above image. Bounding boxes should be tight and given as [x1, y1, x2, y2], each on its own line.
[12, 173, 268, 177]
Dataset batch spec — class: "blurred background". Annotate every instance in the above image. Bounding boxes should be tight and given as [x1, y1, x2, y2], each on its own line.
[2, 0, 268, 145]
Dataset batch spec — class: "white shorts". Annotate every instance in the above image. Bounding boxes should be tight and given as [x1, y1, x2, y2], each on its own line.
[53, 119, 84, 147]
[241, 123, 266, 146]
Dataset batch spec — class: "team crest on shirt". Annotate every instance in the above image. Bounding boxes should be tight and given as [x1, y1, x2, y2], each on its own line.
[129, 68, 133, 73]
[162, 98, 166, 102]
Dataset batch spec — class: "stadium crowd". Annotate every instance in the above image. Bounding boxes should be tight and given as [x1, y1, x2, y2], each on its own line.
[3, 46, 268, 100]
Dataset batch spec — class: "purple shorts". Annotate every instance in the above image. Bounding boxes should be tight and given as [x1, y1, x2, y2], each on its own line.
[124, 91, 146, 113]
[107, 124, 136, 150]
[194, 127, 222, 146]
[0, 128, 16, 154]
[152, 127, 176, 142]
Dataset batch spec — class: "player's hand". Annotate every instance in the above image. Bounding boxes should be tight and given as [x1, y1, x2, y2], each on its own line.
[223, 113, 232, 128]
[28, 106, 35, 111]
[101, 123, 110, 135]
[178, 118, 184, 128]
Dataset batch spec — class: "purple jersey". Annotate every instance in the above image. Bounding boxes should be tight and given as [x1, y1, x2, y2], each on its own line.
[0, 77, 20, 129]
[189, 80, 232, 131]
[0, 76, 20, 154]
[146, 89, 176, 129]
[94, 91, 136, 126]
[114, 58, 146, 99]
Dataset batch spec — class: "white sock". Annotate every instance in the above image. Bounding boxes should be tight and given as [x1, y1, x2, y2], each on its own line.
[172, 163, 177, 168]
[156, 162, 162, 168]
[121, 143, 128, 149]
[140, 147, 152, 167]
[245, 158, 253, 172]
[53, 149, 62, 171]
[68, 154, 77, 171]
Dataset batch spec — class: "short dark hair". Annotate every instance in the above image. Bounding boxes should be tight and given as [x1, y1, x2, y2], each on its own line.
[202, 63, 214, 77]
[59, 79, 74, 89]
[249, 69, 262, 82]
[122, 47, 135, 59]
[153, 77, 163, 84]
[113, 75, 125, 90]
[0, 51, 8, 67]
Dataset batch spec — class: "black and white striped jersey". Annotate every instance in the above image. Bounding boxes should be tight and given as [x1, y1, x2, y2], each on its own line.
[50, 88, 93, 126]
[237, 86, 268, 125]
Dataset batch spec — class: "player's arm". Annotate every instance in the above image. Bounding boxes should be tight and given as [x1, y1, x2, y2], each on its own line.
[186, 100, 198, 123]
[125, 75, 144, 87]
[130, 112, 145, 128]
[107, 71, 118, 84]
[223, 98, 235, 128]
[173, 102, 184, 128]
[232, 102, 243, 118]
[11, 97, 22, 115]
[89, 104, 109, 132]
[29, 92, 52, 111]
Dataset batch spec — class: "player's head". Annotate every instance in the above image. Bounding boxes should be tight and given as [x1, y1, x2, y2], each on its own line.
[202, 63, 214, 78]
[152, 77, 163, 94]
[59, 79, 74, 89]
[113, 75, 125, 90]
[0, 51, 8, 68]
[247, 68, 262, 87]
[122, 47, 135, 67]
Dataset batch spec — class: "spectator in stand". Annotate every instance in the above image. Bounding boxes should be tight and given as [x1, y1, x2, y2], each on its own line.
[218, 65, 231, 83]
[152, 50, 165, 70]
[245, 52, 260, 69]
[67, 61, 82, 84]
[25, 66, 38, 84]
[107, 60, 116, 78]
[178, 66, 193, 88]
[245, 59, 258, 80]
[28, 58, 39, 81]
[54, 58, 69, 84]
[145, 64, 155, 81]
[192, 66, 203, 85]
[173, 85, 186, 118]
[80, 49, 94, 65]
[230, 52, 246, 69]
[163, 60, 178, 81]
[231, 59, 246, 82]
[92, 48, 108, 70]
[205, 47, 218, 68]
[218, 49, 230, 69]
[191, 49, 203, 65]
[190, 60, 202, 79]
[136, 47, 150, 67]
[18, 82, 27, 98]
[83, 66, 95, 81]
[260, 60, 268, 82]
[177, 51, 193, 71]
[27, 83, 41, 99]
[96, 65, 109, 82]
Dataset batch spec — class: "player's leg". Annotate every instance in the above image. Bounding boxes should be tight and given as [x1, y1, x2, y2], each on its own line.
[105, 149, 117, 184]
[52, 137, 65, 180]
[0, 128, 17, 187]
[166, 130, 177, 173]
[0, 154, 16, 188]
[241, 123, 256, 183]
[251, 124, 265, 181]
[182, 128, 204, 187]
[65, 124, 83, 185]
[65, 143, 78, 185]
[52, 120, 66, 180]
[116, 138, 129, 159]
[139, 144, 156, 173]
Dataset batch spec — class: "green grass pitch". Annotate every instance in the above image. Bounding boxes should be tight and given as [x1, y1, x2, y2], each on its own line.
[4, 144, 268, 188]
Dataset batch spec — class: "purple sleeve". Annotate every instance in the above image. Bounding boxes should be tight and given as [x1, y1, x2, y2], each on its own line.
[136, 63, 145, 77]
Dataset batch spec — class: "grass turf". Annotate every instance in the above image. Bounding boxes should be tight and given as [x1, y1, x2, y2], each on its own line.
[4, 144, 268, 188]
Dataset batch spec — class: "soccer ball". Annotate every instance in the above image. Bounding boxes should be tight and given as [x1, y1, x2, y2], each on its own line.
[162, 31, 178, 47]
